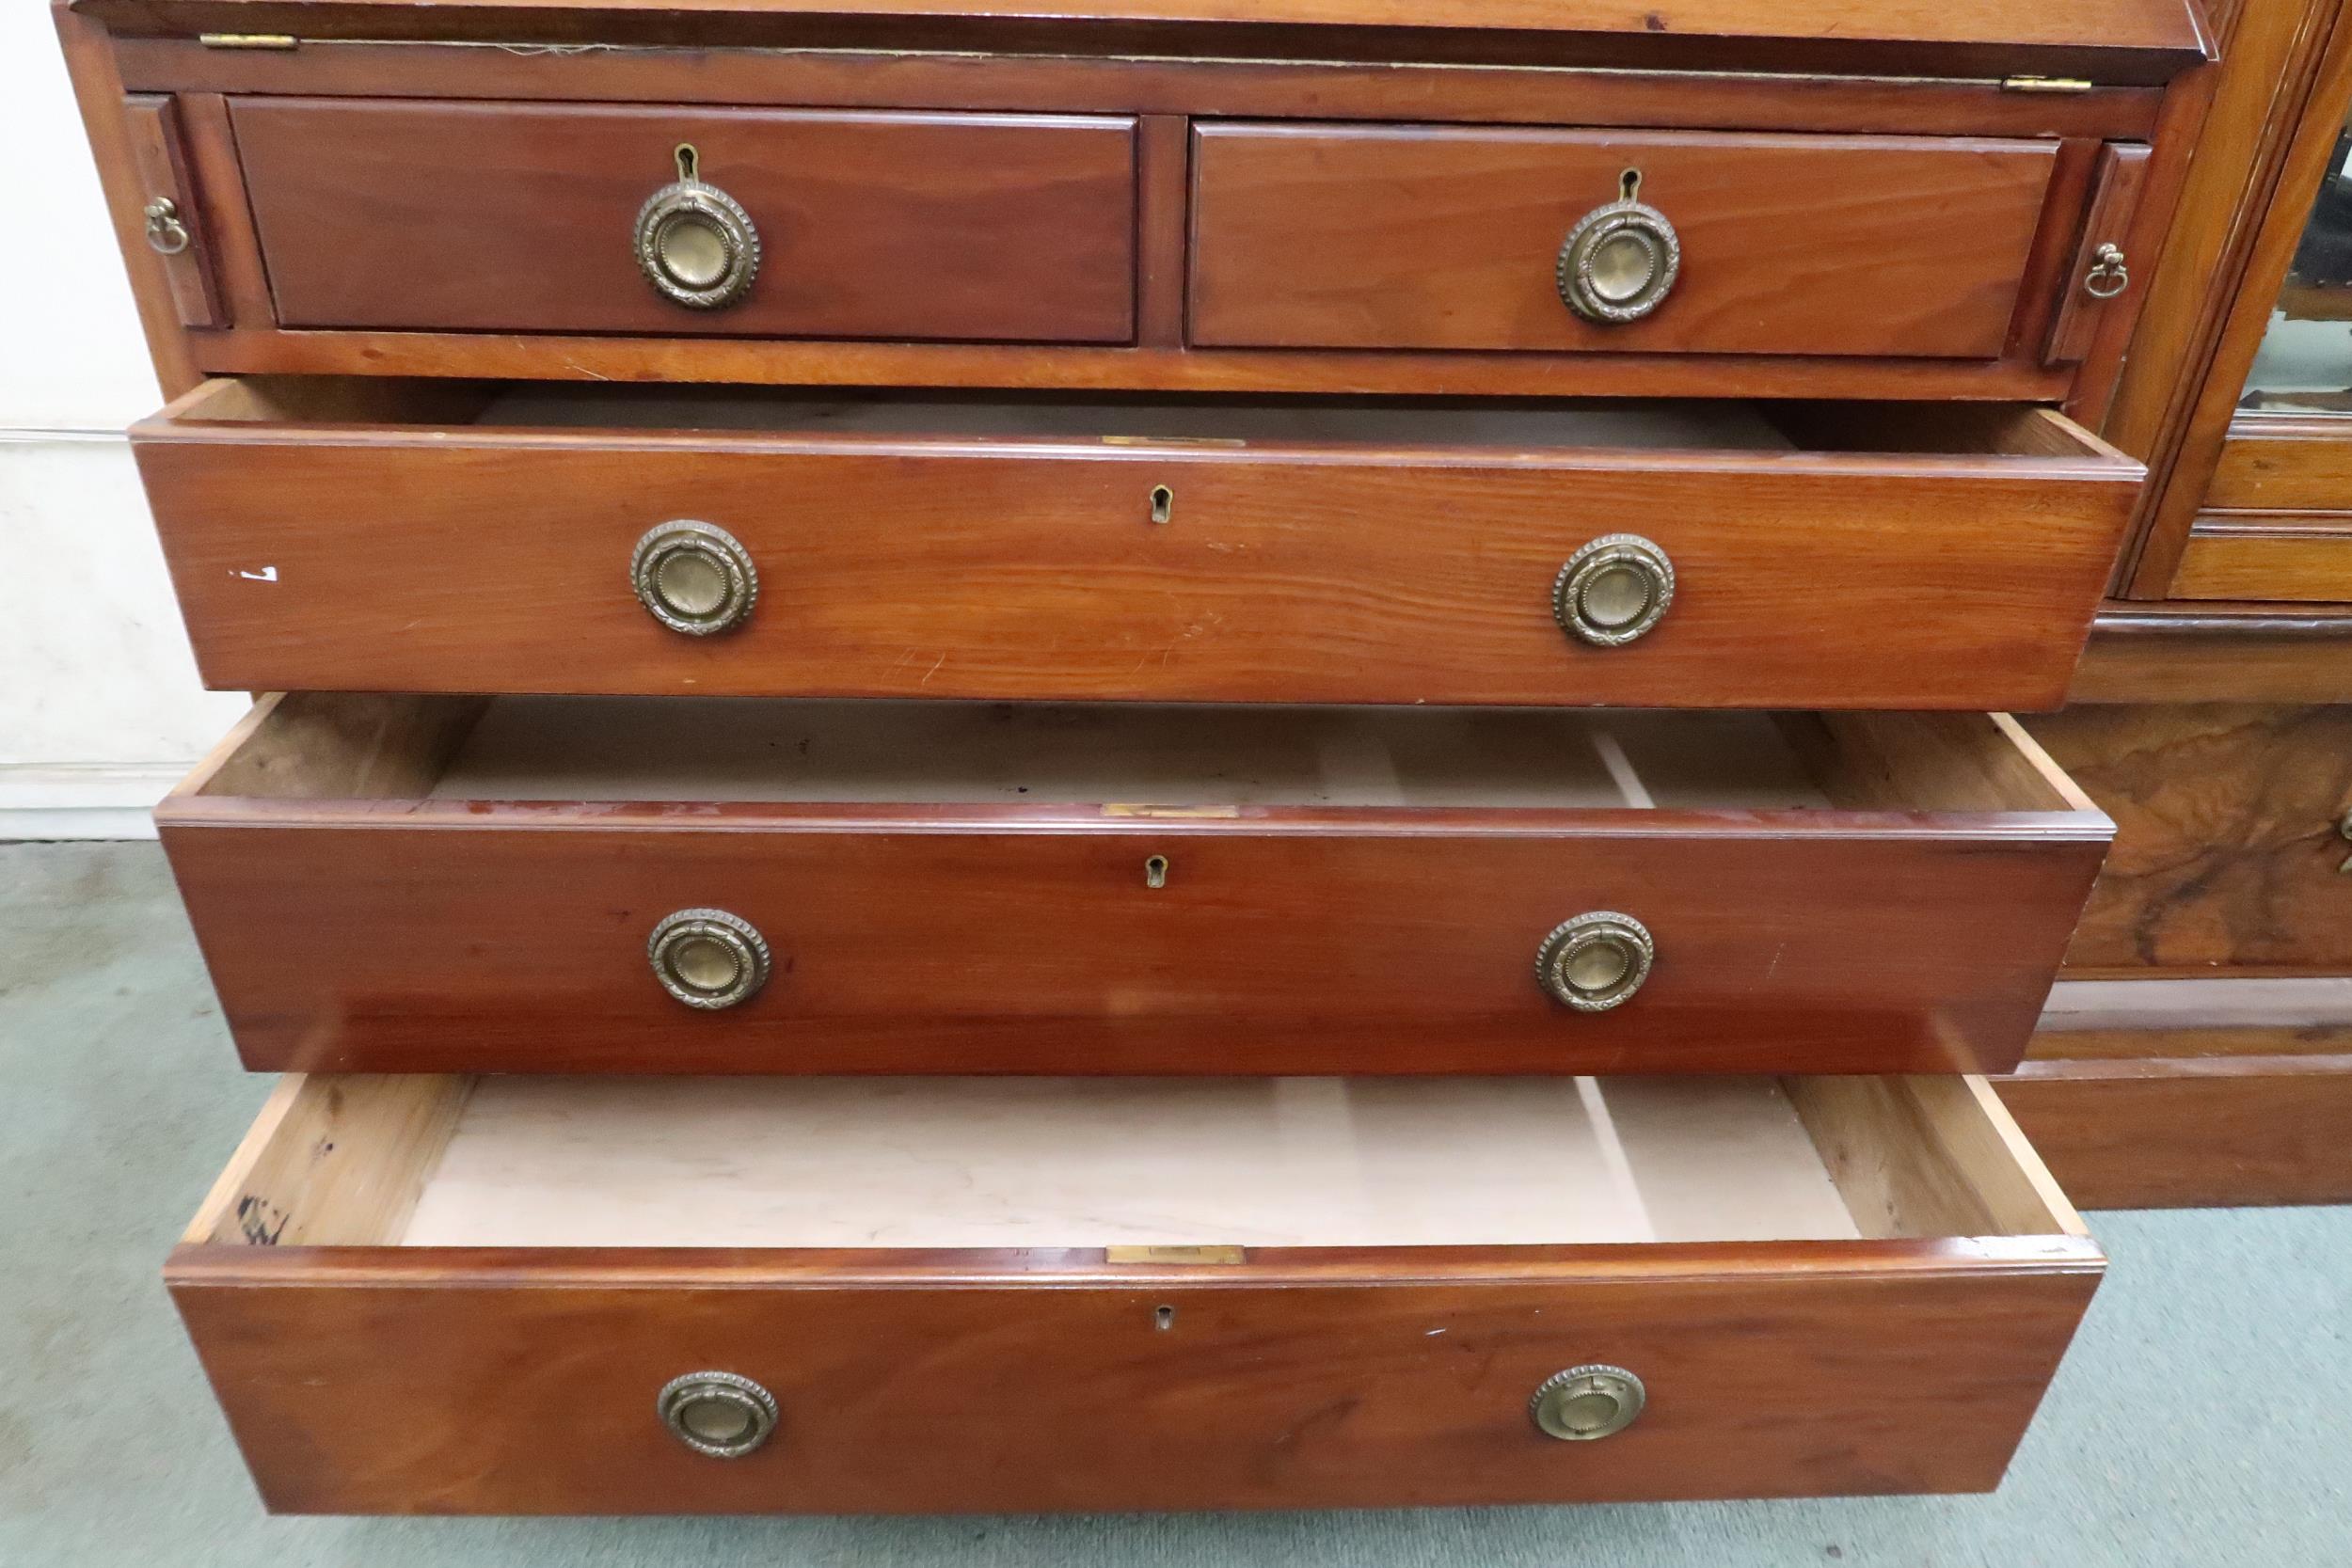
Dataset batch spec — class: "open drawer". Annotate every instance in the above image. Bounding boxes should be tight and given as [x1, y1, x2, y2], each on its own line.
[157, 693, 2109, 1077]
[132, 380, 2143, 712]
[170, 1070, 2101, 1513]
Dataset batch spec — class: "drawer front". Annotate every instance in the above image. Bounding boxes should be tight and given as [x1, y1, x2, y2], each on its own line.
[135, 390, 2142, 712]
[1190, 124, 2058, 356]
[169, 1073, 2100, 1513]
[230, 100, 1137, 343]
[158, 698, 2109, 1077]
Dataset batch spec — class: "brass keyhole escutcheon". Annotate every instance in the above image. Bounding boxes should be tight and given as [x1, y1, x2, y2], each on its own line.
[1554, 534, 1675, 647]
[631, 519, 758, 636]
[658, 1371, 779, 1458]
[634, 143, 762, 310]
[1145, 854, 1170, 889]
[1531, 1365, 1645, 1441]
[1536, 911, 1655, 1012]
[1150, 484, 1175, 525]
[647, 908, 772, 1010]
[1558, 168, 1681, 325]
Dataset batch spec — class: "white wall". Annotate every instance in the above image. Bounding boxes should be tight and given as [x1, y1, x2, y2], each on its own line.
[0, 12, 249, 837]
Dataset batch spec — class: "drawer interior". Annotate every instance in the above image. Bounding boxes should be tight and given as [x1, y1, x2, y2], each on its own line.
[157, 376, 2128, 467]
[180, 694, 2095, 818]
[186, 1072, 2083, 1253]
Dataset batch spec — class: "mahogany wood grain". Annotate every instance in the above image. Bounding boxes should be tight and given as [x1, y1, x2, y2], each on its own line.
[132, 385, 2140, 710]
[2019, 704, 2352, 972]
[1190, 125, 2058, 359]
[2123, 0, 2352, 595]
[173, 93, 272, 330]
[53, 2, 194, 395]
[174, 326, 2085, 401]
[230, 99, 1137, 342]
[1997, 1055, 2352, 1206]
[154, 698, 2109, 1077]
[2046, 143, 2150, 365]
[76, 0, 2211, 83]
[2169, 518, 2352, 599]
[109, 39, 2165, 141]
[2071, 607, 2352, 702]
[2203, 417, 2352, 508]
[166, 1069, 2102, 1513]
[119, 94, 218, 328]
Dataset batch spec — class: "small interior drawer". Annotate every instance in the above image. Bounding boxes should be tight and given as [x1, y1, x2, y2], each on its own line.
[134, 379, 2142, 710]
[229, 99, 1138, 343]
[1189, 122, 2061, 357]
[158, 694, 2107, 1077]
[170, 1069, 2101, 1513]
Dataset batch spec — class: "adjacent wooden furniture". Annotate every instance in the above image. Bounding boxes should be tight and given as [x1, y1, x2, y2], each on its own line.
[59, 0, 2224, 1515]
[1990, 0, 2352, 1209]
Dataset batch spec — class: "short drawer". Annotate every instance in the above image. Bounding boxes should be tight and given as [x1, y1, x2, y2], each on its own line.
[134, 381, 2143, 711]
[1190, 123, 2061, 356]
[158, 694, 2108, 1077]
[230, 99, 1136, 343]
[171, 1070, 2100, 1513]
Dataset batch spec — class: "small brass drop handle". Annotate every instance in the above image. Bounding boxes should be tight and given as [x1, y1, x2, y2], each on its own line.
[2084, 243, 2131, 300]
[659, 1371, 778, 1458]
[1531, 1365, 1645, 1441]
[143, 198, 190, 256]
[1555, 534, 1675, 647]
[634, 143, 761, 310]
[1536, 911, 1654, 1012]
[648, 908, 771, 1010]
[1558, 169, 1681, 325]
[631, 519, 758, 636]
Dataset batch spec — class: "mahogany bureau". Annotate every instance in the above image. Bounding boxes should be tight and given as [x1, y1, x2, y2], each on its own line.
[60, 0, 2217, 1514]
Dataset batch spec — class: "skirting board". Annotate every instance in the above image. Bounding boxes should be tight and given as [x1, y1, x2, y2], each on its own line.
[0, 763, 185, 839]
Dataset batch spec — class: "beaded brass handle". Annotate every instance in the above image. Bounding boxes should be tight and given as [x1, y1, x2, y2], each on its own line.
[634, 144, 760, 310]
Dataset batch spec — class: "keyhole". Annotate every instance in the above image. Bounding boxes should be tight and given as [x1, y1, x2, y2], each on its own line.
[1619, 167, 1643, 202]
[1154, 1305, 1176, 1331]
[675, 143, 700, 182]
[1150, 484, 1174, 525]
[1145, 854, 1169, 889]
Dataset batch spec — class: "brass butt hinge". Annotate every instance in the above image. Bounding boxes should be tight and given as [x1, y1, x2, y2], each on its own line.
[1104, 1244, 1247, 1265]
[198, 32, 298, 49]
[2001, 74, 2094, 93]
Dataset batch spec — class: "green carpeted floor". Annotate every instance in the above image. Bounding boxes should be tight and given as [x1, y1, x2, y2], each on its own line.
[2, 840, 2345, 1566]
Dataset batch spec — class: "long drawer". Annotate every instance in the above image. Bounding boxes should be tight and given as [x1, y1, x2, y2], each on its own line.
[171, 1070, 2100, 1513]
[133, 381, 2143, 711]
[156, 694, 2108, 1076]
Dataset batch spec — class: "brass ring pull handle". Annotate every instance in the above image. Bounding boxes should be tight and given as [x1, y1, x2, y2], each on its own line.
[1531, 1365, 1645, 1441]
[1554, 534, 1675, 647]
[648, 908, 771, 1010]
[632, 519, 758, 636]
[1558, 169, 1681, 325]
[143, 198, 190, 256]
[635, 143, 760, 310]
[1536, 911, 1654, 1012]
[2083, 243, 2130, 300]
[658, 1371, 779, 1458]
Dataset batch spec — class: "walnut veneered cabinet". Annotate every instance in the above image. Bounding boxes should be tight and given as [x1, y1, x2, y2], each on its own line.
[57, 0, 2219, 1517]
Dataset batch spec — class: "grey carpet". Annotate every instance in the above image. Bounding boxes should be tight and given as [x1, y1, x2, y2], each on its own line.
[2, 841, 2345, 1566]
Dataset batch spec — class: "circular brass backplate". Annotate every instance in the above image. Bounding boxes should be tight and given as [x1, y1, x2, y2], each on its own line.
[658, 1370, 780, 1458]
[630, 519, 758, 636]
[648, 908, 772, 1010]
[1553, 533, 1675, 647]
[1535, 911, 1655, 1012]
[1558, 199, 1681, 325]
[1530, 1364, 1645, 1441]
[634, 179, 760, 310]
